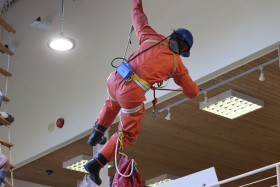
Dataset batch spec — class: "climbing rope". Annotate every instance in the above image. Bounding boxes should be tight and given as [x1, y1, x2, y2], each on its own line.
[123, 24, 134, 59]
[114, 116, 135, 178]
[150, 86, 183, 118]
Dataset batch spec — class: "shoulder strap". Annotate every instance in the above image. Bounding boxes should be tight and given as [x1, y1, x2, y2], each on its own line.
[144, 39, 169, 47]
[144, 40, 177, 80]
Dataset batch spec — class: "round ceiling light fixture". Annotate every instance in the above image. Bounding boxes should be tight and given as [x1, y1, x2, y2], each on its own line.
[48, 35, 75, 51]
[48, 0, 75, 52]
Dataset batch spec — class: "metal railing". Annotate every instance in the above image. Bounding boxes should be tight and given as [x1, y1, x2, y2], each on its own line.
[205, 162, 280, 187]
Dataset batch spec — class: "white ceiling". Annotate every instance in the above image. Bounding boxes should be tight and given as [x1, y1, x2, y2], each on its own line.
[0, 0, 279, 168]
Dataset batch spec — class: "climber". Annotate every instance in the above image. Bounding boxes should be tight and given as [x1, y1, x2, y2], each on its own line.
[84, 0, 199, 185]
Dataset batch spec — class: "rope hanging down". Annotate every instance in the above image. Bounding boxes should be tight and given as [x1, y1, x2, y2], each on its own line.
[150, 86, 183, 118]
[114, 116, 138, 178]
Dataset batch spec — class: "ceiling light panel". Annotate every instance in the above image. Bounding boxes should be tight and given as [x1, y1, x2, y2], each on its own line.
[199, 89, 264, 119]
[146, 174, 178, 187]
[63, 155, 91, 173]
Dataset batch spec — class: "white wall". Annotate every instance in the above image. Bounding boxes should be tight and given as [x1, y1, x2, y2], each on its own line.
[0, 0, 279, 168]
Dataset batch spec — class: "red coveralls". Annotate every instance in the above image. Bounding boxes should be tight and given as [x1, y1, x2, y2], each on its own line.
[97, 0, 199, 162]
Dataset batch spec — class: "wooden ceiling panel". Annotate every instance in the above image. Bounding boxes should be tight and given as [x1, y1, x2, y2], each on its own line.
[12, 50, 280, 187]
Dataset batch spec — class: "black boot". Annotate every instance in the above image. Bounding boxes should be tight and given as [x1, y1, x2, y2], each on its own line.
[84, 153, 108, 186]
[88, 122, 107, 146]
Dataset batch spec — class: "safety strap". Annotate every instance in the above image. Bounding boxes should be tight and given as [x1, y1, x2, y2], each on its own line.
[130, 74, 151, 88]
[132, 75, 150, 93]
[144, 40, 169, 47]
[121, 103, 143, 114]
[144, 40, 177, 80]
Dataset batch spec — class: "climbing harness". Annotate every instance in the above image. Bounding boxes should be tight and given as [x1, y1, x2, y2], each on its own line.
[131, 74, 150, 93]
[121, 103, 143, 114]
[107, 89, 144, 115]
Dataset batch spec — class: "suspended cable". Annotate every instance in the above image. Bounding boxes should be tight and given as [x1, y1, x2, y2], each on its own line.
[123, 24, 134, 59]
[61, 0, 64, 35]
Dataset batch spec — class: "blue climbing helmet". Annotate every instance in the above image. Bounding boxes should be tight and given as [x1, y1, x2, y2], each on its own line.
[174, 28, 193, 57]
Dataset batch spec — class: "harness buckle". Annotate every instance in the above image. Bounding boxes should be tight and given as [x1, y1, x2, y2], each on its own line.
[124, 77, 132, 85]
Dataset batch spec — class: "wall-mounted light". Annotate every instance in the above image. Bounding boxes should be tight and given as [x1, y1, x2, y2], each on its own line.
[146, 174, 178, 187]
[203, 91, 208, 105]
[30, 17, 50, 30]
[199, 89, 264, 119]
[259, 66, 265, 81]
[47, 0, 75, 52]
[165, 108, 171, 120]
